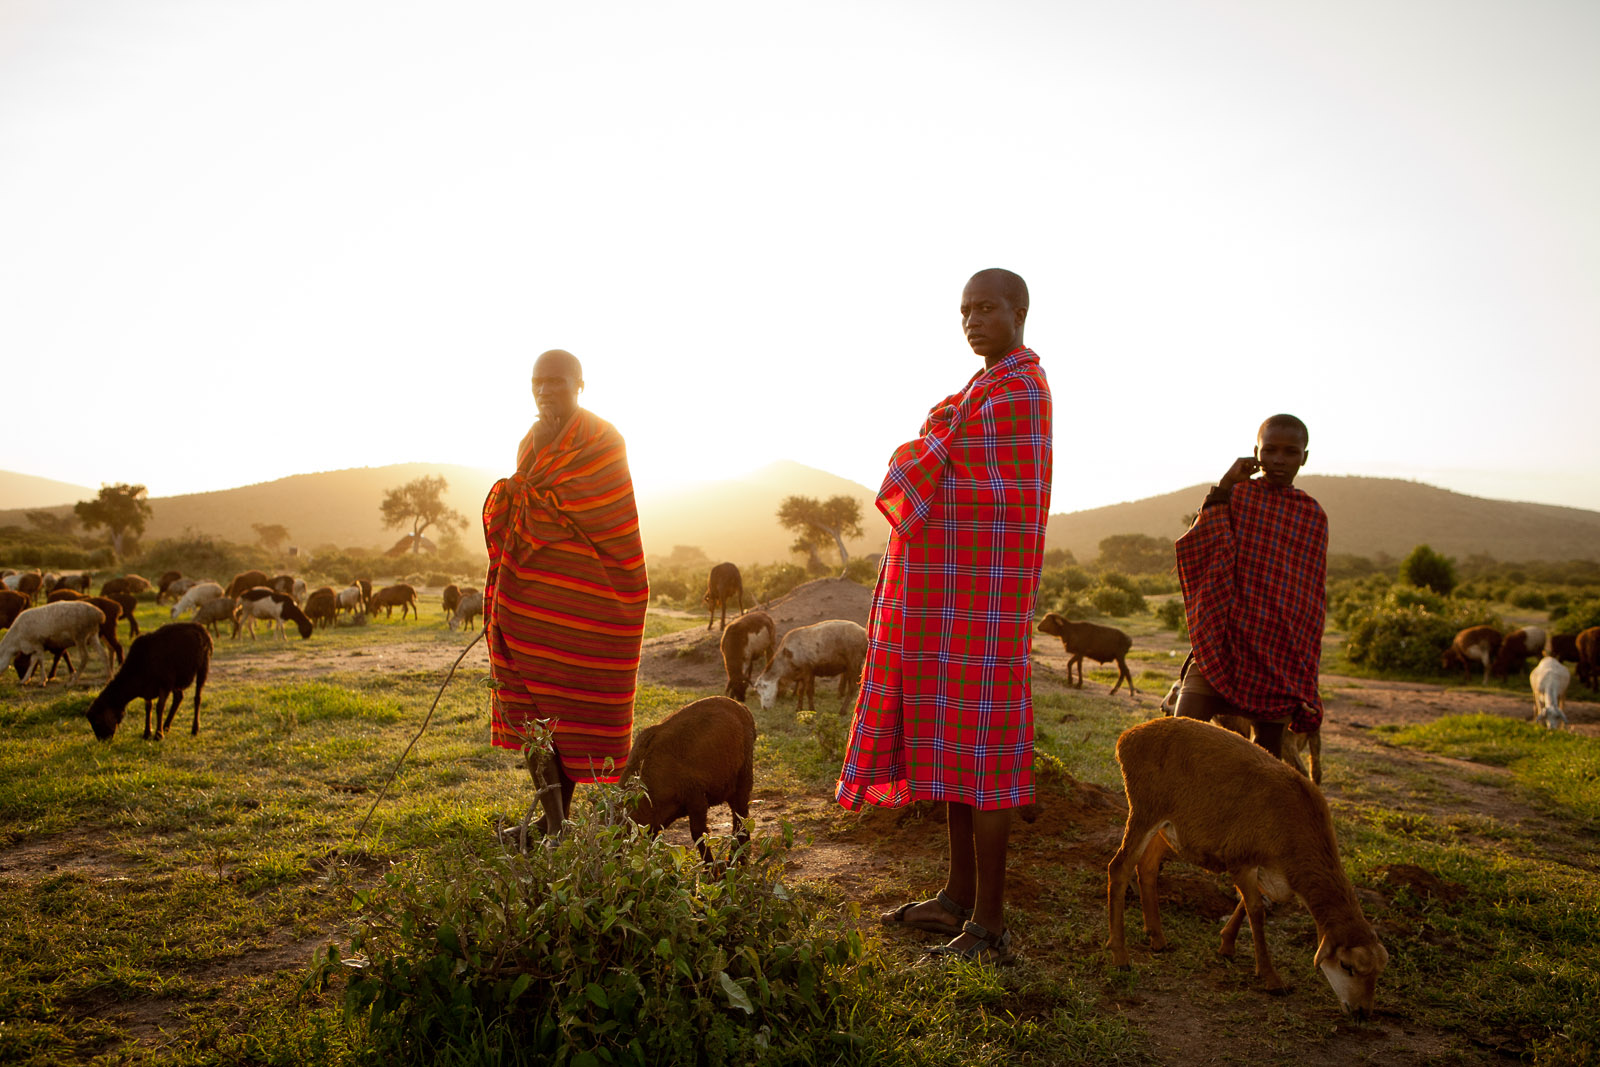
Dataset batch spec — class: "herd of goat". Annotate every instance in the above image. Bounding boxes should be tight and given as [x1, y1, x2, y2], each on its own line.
[0, 566, 487, 739]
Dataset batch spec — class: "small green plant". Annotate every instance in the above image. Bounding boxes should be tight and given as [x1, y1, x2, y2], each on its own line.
[1398, 543, 1457, 596]
[1156, 598, 1187, 637]
[334, 796, 867, 1065]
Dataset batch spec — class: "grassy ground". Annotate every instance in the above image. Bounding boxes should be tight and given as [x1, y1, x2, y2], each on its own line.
[0, 599, 1596, 1064]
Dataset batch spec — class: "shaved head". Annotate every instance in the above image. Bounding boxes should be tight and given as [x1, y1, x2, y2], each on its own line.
[968, 268, 1029, 312]
[1258, 413, 1309, 446]
[533, 348, 583, 382]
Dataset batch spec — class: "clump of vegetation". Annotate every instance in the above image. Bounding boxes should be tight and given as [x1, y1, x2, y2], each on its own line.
[1398, 543, 1458, 596]
[1155, 597, 1187, 638]
[1343, 595, 1500, 674]
[1552, 597, 1600, 634]
[1089, 572, 1146, 617]
[331, 792, 867, 1065]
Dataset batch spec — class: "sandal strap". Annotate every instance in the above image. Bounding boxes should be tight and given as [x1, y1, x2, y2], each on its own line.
[937, 891, 974, 921]
[962, 919, 1011, 950]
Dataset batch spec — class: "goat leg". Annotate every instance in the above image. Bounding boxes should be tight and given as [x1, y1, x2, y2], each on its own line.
[1136, 834, 1171, 951]
[1234, 868, 1288, 992]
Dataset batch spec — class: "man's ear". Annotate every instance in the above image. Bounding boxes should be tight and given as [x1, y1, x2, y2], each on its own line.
[1014, 306, 1028, 327]
[1301, 449, 1309, 468]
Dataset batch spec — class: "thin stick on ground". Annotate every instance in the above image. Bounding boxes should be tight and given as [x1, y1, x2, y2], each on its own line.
[351, 629, 485, 843]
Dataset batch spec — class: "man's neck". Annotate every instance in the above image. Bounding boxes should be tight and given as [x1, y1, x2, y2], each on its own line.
[984, 344, 1026, 370]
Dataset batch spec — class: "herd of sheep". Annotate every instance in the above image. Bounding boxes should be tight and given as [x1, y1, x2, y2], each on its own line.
[0, 566, 485, 741]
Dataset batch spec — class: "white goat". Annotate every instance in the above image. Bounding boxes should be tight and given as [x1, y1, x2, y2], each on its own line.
[1530, 654, 1571, 729]
[0, 601, 109, 686]
[170, 581, 224, 619]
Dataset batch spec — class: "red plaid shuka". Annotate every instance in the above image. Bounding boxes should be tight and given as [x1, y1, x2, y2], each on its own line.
[1175, 478, 1327, 733]
[483, 409, 649, 782]
[837, 348, 1052, 812]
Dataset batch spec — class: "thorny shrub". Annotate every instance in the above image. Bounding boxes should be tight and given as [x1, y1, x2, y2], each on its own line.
[327, 788, 868, 1066]
[1343, 596, 1501, 675]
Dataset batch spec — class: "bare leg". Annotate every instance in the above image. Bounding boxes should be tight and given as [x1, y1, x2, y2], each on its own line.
[939, 804, 1011, 953]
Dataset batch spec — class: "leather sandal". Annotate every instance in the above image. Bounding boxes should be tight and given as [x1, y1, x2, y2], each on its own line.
[927, 919, 1016, 965]
[880, 890, 972, 935]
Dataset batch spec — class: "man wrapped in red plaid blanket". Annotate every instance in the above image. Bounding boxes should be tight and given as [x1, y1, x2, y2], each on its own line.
[1173, 414, 1326, 757]
[837, 269, 1052, 965]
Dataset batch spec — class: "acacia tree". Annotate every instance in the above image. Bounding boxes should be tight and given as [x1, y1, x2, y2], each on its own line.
[252, 522, 290, 553]
[380, 475, 467, 555]
[776, 495, 863, 576]
[1096, 533, 1175, 575]
[74, 483, 153, 558]
[25, 510, 77, 536]
[1399, 543, 1457, 596]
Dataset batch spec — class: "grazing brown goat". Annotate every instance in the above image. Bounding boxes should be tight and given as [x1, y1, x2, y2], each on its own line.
[13, 571, 43, 605]
[1107, 717, 1387, 1017]
[84, 623, 212, 741]
[225, 569, 271, 599]
[155, 571, 184, 602]
[304, 587, 338, 629]
[1037, 613, 1137, 696]
[47, 588, 84, 602]
[1577, 627, 1600, 689]
[100, 574, 151, 598]
[1492, 626, 1547, 680]
[441, 584, 462, 618]
[720, 610, 776, 701]
[619, 696, 756, 863]
[1441, 625, 1501, 684]
[106, 591, 140, 637]
[702, 562, 745, 630]
[368, 583, 419, 620]
[0, 589, 30, 629]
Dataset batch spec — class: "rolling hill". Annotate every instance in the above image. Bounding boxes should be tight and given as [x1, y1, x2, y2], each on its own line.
[2, 466, 1597, 565]
[0, 471, 97, 511]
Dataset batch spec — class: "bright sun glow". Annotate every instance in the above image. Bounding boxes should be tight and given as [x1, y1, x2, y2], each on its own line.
[2, 2, 1597, 514]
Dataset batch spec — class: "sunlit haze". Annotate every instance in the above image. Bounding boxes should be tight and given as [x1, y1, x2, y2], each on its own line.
[2, 1, 1597, 514]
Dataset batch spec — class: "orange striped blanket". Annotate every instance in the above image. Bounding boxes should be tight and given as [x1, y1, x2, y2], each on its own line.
[482, 409, 649, 782]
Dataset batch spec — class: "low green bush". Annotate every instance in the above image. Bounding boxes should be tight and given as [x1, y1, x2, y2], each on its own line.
[1343, 595, 1500, 674]
[1552, 598, 1600, 634]
[332, 790, 867, 1065]
[1155, 598, 1187, 638]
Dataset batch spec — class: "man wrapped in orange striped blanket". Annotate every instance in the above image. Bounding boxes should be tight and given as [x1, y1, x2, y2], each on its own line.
[482, 349, 649, 830]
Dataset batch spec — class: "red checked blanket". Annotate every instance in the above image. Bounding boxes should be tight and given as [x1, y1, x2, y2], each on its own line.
[837, 348, 1053, 811]
[1175, 478, 1327, 732]
[482, 409, 649, 782]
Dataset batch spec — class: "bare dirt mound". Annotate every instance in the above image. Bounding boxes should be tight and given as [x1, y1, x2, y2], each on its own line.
[639, 577, 873, 689]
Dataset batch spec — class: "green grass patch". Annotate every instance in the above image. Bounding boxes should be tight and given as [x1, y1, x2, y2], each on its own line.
[1379, 714, 1600, 827]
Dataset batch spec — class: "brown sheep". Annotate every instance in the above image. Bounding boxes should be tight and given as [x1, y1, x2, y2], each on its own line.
[84, 623, 212, 741]
[225, 569, 271, 599]
[1547, 631, 1580, 664]
[1441, 625, 1501, 684]
[702, 562, 745, 630]
[0, 589, 29, 630]
[1577, 627, 1600, 689]
[100, 574, 151, 598]
[619, 696, 756, 864]
[1107, 716, 1387, 1017]
[720, 610, 776, 701]
[304, 587, 338, 629]
[353, 577, 373, 612]
[14, 571, 43, 605]
[155, 571, 184, 602]
[47, 587, 84, 602]
[441, 584, 462, 618]
[1037, 613, 1137, 696]
[368, 583, 419, 619]
[1492, 626, 1548, 680]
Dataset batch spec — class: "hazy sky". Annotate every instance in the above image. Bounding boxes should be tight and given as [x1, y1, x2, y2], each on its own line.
[3, 0, 1597, 515]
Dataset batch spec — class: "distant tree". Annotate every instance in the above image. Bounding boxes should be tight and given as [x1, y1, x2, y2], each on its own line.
[1179, 511, 1198, 529]
[1095, 533, 1174, 575]
[74, 484, 153, 558]
[25, 510, 76, 536]
[379, 475, 467, 555]
[1399, 544, 1457, 596]
[252, 522, 290, 553]
[1042, 547, 1076, 568]
[777, 495, 864, 576]
[667, 545, 709, 565]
